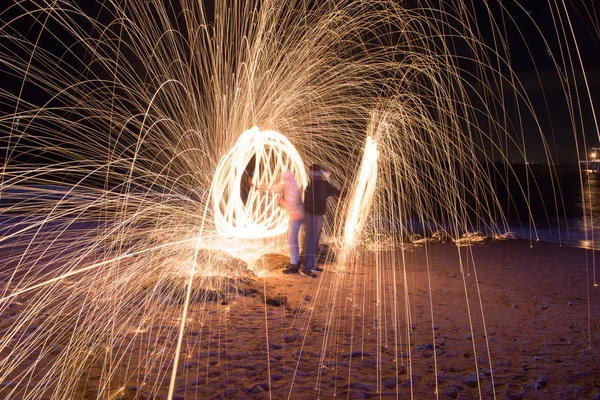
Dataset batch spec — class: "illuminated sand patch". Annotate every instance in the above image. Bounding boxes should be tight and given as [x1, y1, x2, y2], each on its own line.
[140, 250, 254, 304]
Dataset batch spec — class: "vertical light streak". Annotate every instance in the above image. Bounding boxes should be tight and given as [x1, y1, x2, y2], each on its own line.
[343, 135, 379, 247]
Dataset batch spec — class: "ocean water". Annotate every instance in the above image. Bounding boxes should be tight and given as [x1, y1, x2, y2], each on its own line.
[1, 165, 597, 248]
[499, 164, 600, 248]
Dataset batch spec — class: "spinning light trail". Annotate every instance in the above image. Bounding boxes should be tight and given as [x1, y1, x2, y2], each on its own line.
[0, 0, 597, 399]
[211, 126, 307, 239]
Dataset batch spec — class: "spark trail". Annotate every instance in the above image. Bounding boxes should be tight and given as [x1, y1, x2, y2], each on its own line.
[0, 0, 597, 399]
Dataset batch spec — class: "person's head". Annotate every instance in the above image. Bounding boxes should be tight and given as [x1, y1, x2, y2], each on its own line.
[309, 163, 330, 180]
[282, 170, 295, 182]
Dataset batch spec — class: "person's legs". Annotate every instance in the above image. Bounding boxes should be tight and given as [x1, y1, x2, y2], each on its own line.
[303, 213, 316, 273]
[314, 214, 324, 253]
[289, 218, 303, 265]
[311, 215, 324, 271]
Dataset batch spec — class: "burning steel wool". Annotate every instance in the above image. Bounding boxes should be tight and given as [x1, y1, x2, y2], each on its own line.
[211, 126, 308, 240]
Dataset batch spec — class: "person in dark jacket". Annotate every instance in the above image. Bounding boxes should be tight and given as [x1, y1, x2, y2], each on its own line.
[300, 164, 342, 277]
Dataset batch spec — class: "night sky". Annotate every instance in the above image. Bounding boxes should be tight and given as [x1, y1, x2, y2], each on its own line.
[488, 0, 600, 163]
[1, 1, 598, 164]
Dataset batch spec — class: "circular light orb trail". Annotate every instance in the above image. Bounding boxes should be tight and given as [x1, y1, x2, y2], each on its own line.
[211, 126, 307, 239]
[344, 135, 379, 247]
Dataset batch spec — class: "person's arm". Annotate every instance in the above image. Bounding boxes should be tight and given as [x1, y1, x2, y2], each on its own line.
[257, 181, 284, 193]
[328, 182, 342, 198]
[278, 186, 286, 206]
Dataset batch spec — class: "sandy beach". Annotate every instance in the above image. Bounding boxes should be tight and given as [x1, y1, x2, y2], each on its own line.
[2, 239, 599, 399]
[126, 239, 600, 399]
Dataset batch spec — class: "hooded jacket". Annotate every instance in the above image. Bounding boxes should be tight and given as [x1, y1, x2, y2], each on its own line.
[280, 171, 305, 220]
[303, 170, 341, 216]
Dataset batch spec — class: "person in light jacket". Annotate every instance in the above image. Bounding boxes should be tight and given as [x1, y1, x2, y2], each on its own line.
[277, 170, 305, 274]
